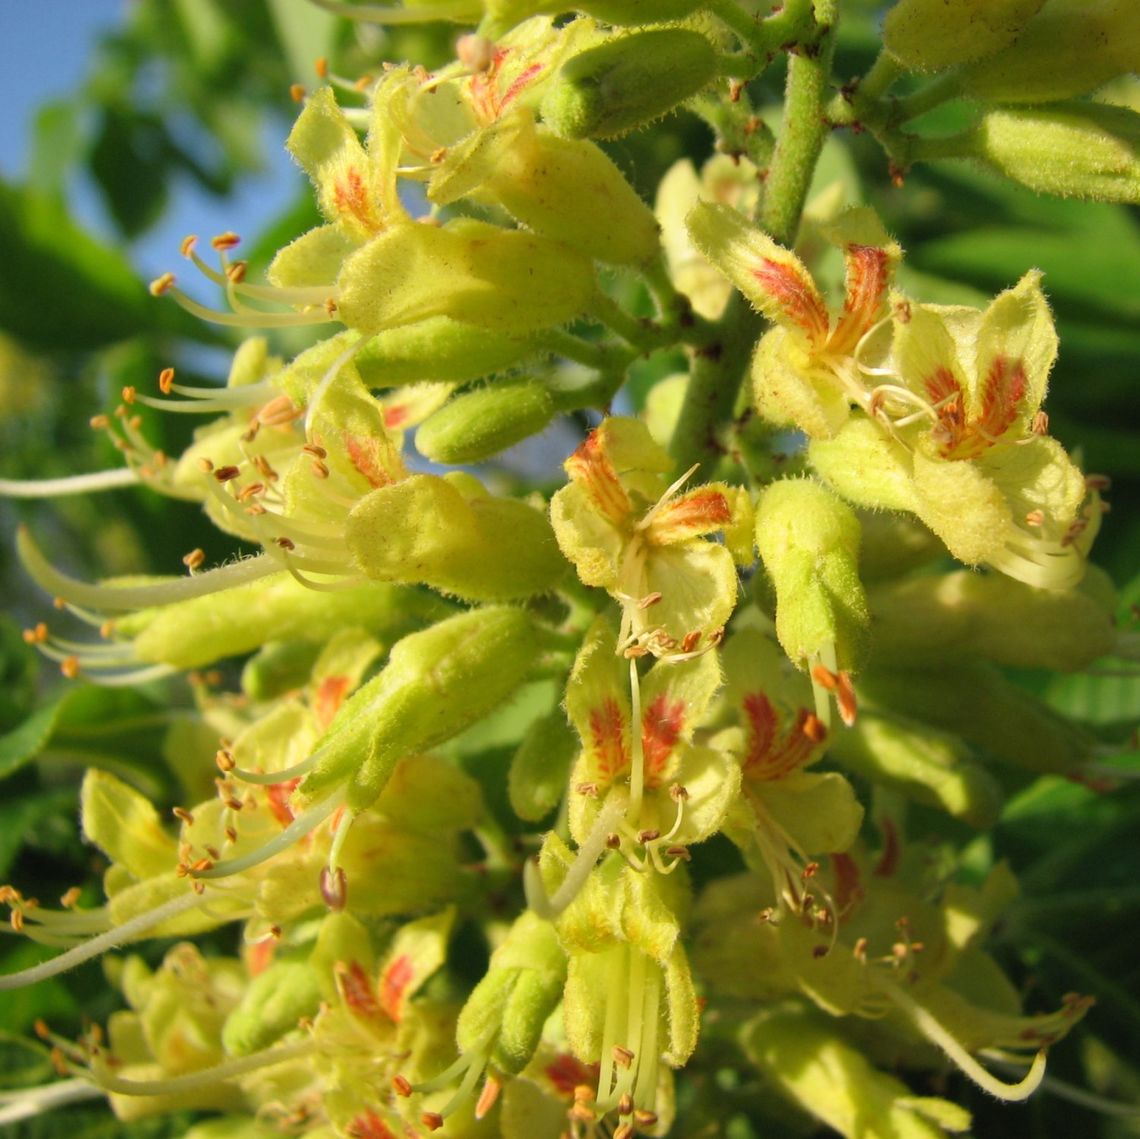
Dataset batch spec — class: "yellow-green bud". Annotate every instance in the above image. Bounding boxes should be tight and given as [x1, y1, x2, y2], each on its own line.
[415, 381, 555, 465]
[541, 28, 718, 140]
[336, 219, 595, 335]
[508, 707, 579, 822]
[883, 0, 1045, 73]
[456, 911, 567, 1074]
[221, 960, 322, 1057]
[240, 641, 321, 702]
[868, 568, 1117, 671]
[957, 0, 1140, 104]
[355, 316, 542, 385]
[859, 663, 1094, 774]
[954, 103, 1140, 204]
[755, 480, 869, 672]
[299, 605, 539, 811]
[829, 714, 1003, 827]
[118, 573, 451, 670]
[346, 473, 565, 600]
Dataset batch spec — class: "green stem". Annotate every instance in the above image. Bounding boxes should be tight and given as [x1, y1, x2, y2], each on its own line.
[669, 5, 836, 473]
[894, 72, 963, 123]
[668, 292, 764, 475]
[856, 50, 904, 104]
[760, 10, 837, 246]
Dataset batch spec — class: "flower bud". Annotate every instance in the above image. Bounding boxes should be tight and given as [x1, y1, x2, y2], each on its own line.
[346, 473, 566, 600]
[221, 960, 322, 1057]
[508, 707, 579, 822]
[119, 574, 450, 670]
[868, 567, 1117, 671]
[355, 316, 542, 385]
[336, 219, 595, 335]
[415, 380, 555, 465]
[755, 480, 869, 673]
[541, 28, 718, 140]
[744, 1005, 972, 1139]
[955, 103, 1140, 204]
[299, 605, 539, 811]
[456, 911, 567, 1075]
[431, 114, 661, 266]
[859, 662, 1094, 774]
[883, 0, 1045, 73]
[829, 714, 1003, 827]
[957, 0, 1140, 103]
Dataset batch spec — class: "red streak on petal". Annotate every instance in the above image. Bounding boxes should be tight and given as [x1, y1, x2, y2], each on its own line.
[383, 404, 408, 429]
[380, 953, 415, 1022]
[742, 694, 817, 780]
[314, 675, 351, 732]
[830, 851, 864, 916]
[338, 959, 383, 1021]
[978, 354, 1026, 442]
[347, 1111, 398, 1139]
[873, 815, 900, 878]
[265, 777, 302, 827]
[648, 489, 731, 544]
[642, 694, 685, 785]
[498, 62, 544, 116]
[345, 432, 400, 488]
[752, 258, 829, 345]
[246, 937, 276, 977]
[828, 244, 890, 356]
[589, 697, 629, 784]
[332, 166, 383, 235]
[545, 1053, 600, 1097]
[565, 430, 632, 524]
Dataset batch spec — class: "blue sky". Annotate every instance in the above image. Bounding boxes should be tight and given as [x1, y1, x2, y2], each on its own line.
[0, 0, 298, 278]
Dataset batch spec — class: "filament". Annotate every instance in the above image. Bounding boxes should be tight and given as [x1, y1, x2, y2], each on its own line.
[0, 469, 140, 497]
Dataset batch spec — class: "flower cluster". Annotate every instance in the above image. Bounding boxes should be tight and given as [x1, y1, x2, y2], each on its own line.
[2, 2, 1135, 1138]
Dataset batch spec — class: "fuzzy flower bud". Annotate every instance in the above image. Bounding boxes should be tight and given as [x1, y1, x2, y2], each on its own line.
[415, 381, 555, 465]
[299, 605, 539, 812]
[883, 0, 1045, 73]
[541, 28, 718, 140]
[755, 480, 869, 675]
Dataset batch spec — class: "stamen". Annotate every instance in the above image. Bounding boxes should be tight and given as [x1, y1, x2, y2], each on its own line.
[0, 469, 140, 498]
[190, 790, 345, 879]
[878, 975, 1047, 1101]
[524, 797, 626, 920]
[0, 890, 213, 991]
[17, 526, 279, 612]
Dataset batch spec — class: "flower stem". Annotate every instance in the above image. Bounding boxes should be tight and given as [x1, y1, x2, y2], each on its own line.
[760, 8, 838, 246]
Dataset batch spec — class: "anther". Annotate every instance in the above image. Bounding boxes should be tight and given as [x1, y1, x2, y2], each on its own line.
[568, 1103, 598, 1123]
[180, 236, 198, 258]
[149, 272, 176, 296]
[211, 231, 241, 252]
[197, 458, 214, 473]
[226, 261, 248, 284]
[575, 782, 600, 797]
[182, 548, 206, 571]
[1085, 473, 1111, 492]
[214, 465, 241, 482]
[613, 1123, 634, 1139]
[638, 591, 663, 610]
[572, 1085, 594, 1104]
[617, 1092, 634, 1115]
[1030, 410, 1049, 435]
[60, 656, 80, 680]
[634, 1109, 659, 1126]
[121, 385, 136, 404]
[236, 482, 265, 503]
[665, 845, 691, 861]
[475, 1075, 502, 1119]
[172, 806, 194, 825]
[275, 537, 296, 551]
[59, 886, 82, 908]
[803, 712, 827, 744]
[612, 1046, 635, 1068]
[1024, 510, 1045, 527]
[681, 630, 701, 654]
[392, 1074, 413, 1097]
[812, 944, 829, 959]
[421, 1112, 444, 1131]
[669, 783, 689, 803]
[89, 413, 110, 429]
[290, 83, 306, 102]
[315, 57, 329, 77]
[320, 865, 348, 911]
[606, 833, 622, 849]
[638, 829, 660, 844]
[302, 443, 327, 459]
[310, 459, 330, 479]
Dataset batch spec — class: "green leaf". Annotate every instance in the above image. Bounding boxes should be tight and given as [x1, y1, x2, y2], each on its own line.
[0, 180, 151, 350]
[88, 109, 171, 238]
